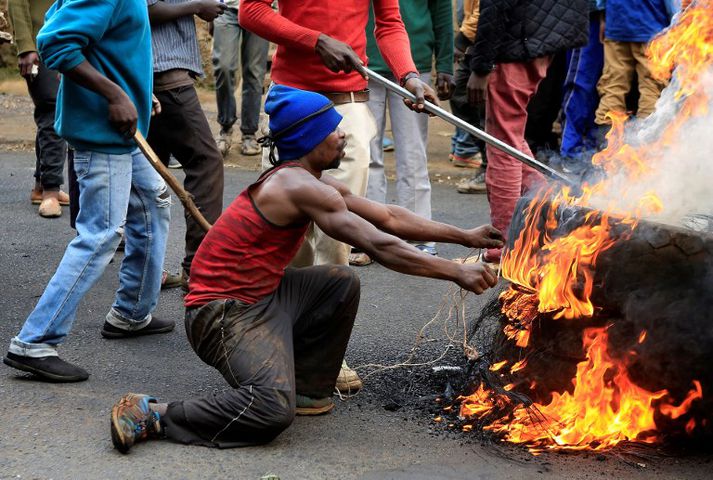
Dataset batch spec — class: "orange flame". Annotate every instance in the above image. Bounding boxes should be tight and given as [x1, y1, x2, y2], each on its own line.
[460, 329, 703, 453]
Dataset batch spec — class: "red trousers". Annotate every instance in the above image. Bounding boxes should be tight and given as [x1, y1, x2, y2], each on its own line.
[485, 57, 551, 260]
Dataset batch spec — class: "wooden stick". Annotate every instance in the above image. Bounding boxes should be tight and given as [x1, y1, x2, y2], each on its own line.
[133, 131, 212, 233]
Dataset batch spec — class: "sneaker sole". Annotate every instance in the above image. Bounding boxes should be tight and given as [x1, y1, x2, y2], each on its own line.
[2, 356, 88, 383]
[101, 323, 175, 339]
[295, 402, 335, 416]
[110, 403, 131, 454]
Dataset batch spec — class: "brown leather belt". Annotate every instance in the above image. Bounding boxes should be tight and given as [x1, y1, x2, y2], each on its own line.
[319, 89, 370, 105]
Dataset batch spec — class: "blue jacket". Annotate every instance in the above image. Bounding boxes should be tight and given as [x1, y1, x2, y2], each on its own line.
[37, 0, 153, 154]
[597, 0, 677, 43]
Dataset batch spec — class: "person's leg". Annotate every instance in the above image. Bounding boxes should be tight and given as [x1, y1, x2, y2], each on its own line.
[115, 298, 295, 449]
[5, 151, 133, 379]
[525, 52, 567, 155]
[595, 40, 636, 126]
[366, 80, 388, 205]
[26, 62, 67, 216]
[238, 27, 268, 155]
[561, 21, 605, 158]
[106, 148, 171, 332]
[148, 86, 224, 278]
[212, 8, 240, 154]
[449, 62, 484, 166]
[631, 42, 666, 119]
[485, 59, 549, 262]
[388, 73, 434, 251]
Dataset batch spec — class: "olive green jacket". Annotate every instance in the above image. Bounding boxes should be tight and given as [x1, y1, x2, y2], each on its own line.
[8, 0, 54, 55]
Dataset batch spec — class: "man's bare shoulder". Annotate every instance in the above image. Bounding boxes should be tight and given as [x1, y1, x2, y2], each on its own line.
[262, 166, 340, 204]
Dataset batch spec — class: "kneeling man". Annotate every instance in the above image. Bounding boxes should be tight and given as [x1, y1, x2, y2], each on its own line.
[109, 85, 503, 452]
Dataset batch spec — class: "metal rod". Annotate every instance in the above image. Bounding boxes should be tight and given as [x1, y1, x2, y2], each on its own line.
[134, 131, 213, 232]
[359, 66, 576, 187]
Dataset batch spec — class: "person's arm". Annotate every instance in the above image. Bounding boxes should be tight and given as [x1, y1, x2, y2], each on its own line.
[430, 0, 454, 99]
[322, 175, 504, 249]
[7, 0, 38, 78]
[296, 181, 498, 294]
[147, 0, 226, 25]
[37, 0, 138, 136]
[457, 0, 480, 48]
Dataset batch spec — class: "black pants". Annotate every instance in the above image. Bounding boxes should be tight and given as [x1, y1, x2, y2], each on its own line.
[27, 61, 66, 190]
[450, 60, 487, 166]
[147, 84, 224, 274]
[162, 266, 360, 447]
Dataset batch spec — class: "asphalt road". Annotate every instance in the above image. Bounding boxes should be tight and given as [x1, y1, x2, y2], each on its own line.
[0, 152, 710, 480]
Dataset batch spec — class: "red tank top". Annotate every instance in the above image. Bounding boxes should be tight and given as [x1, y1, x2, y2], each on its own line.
[184, 163, 310, 307]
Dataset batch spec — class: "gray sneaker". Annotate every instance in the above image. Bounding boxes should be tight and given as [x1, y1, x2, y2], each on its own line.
[216, 128, 233, 157]
[240, 134, 261, 156]
[456, 169, 487, 194]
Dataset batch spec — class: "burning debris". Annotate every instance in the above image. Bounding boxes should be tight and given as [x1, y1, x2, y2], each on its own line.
[453, 1, 713, 453]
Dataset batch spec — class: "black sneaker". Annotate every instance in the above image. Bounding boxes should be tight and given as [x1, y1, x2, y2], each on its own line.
[3, 352, 89, 382]
[101, 316, 175, 339]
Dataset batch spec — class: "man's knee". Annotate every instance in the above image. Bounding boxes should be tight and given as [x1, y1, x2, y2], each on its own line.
[330, 265, 361, 298]
[255, 388, 295, 440]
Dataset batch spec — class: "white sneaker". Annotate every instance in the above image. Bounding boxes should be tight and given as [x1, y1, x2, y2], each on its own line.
[216, 128, 233, 157]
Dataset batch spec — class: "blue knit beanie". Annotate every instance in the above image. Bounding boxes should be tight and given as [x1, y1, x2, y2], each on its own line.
[262, 84, 343, 163]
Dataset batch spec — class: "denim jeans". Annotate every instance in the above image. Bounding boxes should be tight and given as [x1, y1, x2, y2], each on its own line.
[9, 149, 171, 357]
[449, 61, 485, 160]
[212, 7, 268, 135]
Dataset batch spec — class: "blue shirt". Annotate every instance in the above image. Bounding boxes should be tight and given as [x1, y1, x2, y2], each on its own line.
[597, 0, 676, 42]
[37, 0, 153, 154]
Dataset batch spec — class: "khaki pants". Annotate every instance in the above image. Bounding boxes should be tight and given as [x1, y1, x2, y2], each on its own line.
[595, 39, 667, 125]
[262, 101, 377, 266]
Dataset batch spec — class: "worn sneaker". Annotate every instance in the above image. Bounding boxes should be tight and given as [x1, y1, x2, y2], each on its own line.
[335, 360, 362, 393]
[382, 136, 395, 152]
[348, 251, 373, 267]
[110, 393, 163, 453]
[38, 195, 62, 218]
[415, 244, 438, 256]
[295, 394, 335, 416]
[161, 269, 182, 290]
[3, 352, 89, 382]
[101, 316, 175, 339]
[167, 157, 182, 169]
[456, 169, 487, 194]
[240, 134, 261, 156]
[216, 128, 233, 157]
[452, 152, 483, 168]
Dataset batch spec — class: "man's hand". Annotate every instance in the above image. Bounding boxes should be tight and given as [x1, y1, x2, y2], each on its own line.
[315, 34, 366, 77]
[462, 225, 504, 249]
[108, 91, 139, 139]
[436, 72, 454, 101]
[18, 51, 40, 79]
[151, 94, 162, 116]
[456, 262, 498, 294]
[194, 0, 227, 22]
[403, 77, 439, 113]
[467, 71, 488, 107]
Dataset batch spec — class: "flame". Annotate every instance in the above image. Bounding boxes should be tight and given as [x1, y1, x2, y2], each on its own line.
[460, 329, 703, 453]
[457, 4, 709, 452]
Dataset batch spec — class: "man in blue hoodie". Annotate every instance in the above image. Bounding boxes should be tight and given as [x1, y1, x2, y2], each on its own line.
[3, 0, 174, 383]
[594, 0, 675, 129]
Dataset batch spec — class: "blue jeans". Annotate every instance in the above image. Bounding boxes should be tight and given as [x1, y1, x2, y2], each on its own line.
[10, 149, 171, 357]
[212, 7, 269, 135]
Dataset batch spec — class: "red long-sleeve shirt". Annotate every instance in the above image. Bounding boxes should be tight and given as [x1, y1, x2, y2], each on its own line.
[239, 0, 417, 92]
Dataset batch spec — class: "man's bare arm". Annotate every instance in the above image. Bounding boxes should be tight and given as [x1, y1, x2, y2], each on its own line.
[295, 182, 497, 294]
[321, 176, 504, 249]
[148, 0, 226, 24]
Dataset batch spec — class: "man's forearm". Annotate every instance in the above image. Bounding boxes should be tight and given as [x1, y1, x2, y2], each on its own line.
[63, 61, 126, 102]
[148, 1, 199, 24]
